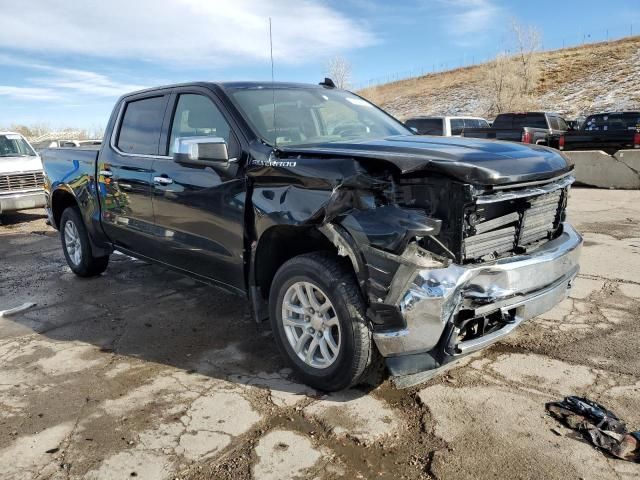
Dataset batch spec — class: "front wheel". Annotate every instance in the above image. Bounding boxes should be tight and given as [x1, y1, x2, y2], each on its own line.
[269, 252, 374, 391]
[60, 207, 109, 277]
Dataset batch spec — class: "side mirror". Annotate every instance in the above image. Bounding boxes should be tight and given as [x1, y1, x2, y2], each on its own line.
[173, 136, 231, 165]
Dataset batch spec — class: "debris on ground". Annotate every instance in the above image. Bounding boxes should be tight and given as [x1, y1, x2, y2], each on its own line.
[0, 302, 36, 317]
[546, 396, 640, 463]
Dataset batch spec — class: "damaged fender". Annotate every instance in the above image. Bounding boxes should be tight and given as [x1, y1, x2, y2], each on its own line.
[247, 146, 445, 330]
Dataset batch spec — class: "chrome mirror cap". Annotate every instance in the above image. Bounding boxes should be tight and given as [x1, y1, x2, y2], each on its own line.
[173, 136, 229, 163]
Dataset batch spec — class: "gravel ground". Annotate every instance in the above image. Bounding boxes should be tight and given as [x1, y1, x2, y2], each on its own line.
[1, 188, 639, 480]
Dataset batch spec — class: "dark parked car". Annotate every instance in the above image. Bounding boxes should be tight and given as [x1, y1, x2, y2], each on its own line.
[42, 81, 582, 390]
[462, 112, 567, 148]
[560, 112, 640, 154]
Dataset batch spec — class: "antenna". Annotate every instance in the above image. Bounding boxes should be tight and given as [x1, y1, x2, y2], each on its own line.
[269, 17, 277, 148]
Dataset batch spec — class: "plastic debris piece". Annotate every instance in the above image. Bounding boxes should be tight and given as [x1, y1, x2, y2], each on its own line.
[546, 396, 639, 463]
[0, 302, 36, 318]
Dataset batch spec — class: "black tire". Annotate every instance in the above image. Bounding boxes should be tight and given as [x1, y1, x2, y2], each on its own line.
[60, 207, 109, 277]
[269, 252, 374, 391]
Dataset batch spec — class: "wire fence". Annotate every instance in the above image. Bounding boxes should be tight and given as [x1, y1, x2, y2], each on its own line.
[352, 24, 638, 91]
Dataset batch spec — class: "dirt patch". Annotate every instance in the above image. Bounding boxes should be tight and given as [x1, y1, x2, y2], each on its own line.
[577, 220, 640, 240]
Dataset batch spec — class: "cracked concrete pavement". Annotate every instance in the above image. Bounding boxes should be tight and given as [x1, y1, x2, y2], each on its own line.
[1, 188, 639, 479]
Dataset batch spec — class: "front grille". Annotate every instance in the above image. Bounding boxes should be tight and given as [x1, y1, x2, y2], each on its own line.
[463, 190, 563, 261]
[0, 171, 45, 193]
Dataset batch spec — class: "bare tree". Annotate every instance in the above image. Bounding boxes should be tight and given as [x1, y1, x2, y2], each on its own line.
[325, 55, 352, 89]
[511, 21, 541, 96]
[483, 21, 542, 114]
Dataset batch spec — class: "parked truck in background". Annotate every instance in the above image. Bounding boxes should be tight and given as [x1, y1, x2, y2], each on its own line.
[41, 81, 582, 390]
[404, 116, 490, 136]
[0, 132, 46, 215]
[560, 111, 640, 154]
[462, 112, 568, 148]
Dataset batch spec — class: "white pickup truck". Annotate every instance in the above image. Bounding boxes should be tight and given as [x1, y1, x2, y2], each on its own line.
[0, 132, 46, 215]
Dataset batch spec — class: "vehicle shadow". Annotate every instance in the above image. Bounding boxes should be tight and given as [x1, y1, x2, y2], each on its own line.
[0, 208, 47, 226]
[1, 233, 380, 400]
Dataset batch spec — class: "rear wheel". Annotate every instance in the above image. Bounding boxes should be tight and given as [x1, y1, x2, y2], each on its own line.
[60, 207, 109, 277]
[269, 252, 373, 391]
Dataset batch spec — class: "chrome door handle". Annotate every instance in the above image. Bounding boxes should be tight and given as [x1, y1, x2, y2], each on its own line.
[153, 176, 173, 185]
[99, 170, 113, 177]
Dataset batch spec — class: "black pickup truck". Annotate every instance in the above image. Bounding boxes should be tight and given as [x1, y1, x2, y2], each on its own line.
[462, 112, 567, 148]
[560, 112, 640, 154]
[42, 81, 582, 390]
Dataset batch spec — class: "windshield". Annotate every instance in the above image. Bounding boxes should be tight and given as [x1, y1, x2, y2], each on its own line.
[229, 87, 411, 147]
[0, 134, 37, 157]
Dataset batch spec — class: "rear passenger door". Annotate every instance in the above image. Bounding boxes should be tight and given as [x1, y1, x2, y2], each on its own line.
[149, 88, 247, 291]
[98, 92, 170, 255]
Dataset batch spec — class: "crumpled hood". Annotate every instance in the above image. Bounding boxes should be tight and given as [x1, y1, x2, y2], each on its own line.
[0, 155, 43, 175]
[279, 135, 571, 186]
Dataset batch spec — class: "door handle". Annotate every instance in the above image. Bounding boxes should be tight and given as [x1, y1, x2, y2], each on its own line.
[153, 176, 174, 185]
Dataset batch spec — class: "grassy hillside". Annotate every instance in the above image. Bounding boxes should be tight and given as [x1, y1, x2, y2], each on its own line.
[358, 36, 640, 120]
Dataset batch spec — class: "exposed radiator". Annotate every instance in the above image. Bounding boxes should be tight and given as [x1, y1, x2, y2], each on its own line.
[518, 191, 562, 246]
[463, 190, 562, 261]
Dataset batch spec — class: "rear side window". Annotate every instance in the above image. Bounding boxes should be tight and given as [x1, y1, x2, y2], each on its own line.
[116, 96, 166, 155]
[405, 118, 443, 135]
[493, 113, 547, 129]
[450, 119, 465, 135]
[582, 113, 640, 131]
[464, 118, 489, 129]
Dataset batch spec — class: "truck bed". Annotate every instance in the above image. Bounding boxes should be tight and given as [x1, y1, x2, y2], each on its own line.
[41, 147, 99, 190]
[561, 130, 639, 154]
[461, 128, 524, 142]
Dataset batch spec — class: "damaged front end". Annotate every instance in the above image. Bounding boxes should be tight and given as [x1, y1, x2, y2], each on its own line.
[341, 172, 582, 387]
[250, 145, 582, 387]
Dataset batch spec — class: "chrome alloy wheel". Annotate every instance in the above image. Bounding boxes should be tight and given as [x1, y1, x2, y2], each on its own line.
[64, 220, 82, 266]
[281, 281, 342, 369]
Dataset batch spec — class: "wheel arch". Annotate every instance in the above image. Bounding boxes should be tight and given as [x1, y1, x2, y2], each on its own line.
[51, 187, 78, 230]
[252, 223, 366, 308]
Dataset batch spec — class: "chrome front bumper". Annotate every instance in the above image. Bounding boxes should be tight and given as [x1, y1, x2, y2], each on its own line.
[373, 222, 582, 357]
[0, 190, 46, 214]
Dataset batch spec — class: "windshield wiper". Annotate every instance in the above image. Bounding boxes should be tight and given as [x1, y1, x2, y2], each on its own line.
[0, 154, 28, 157]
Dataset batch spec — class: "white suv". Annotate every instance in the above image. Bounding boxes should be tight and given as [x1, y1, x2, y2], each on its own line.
[0, 132, 46, 215]
[405, 116, 490, 136]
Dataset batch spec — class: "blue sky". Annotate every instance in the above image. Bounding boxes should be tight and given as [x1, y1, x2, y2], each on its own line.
[1, 0, 638, 130]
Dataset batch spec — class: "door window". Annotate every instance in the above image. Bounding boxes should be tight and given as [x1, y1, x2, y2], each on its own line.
[116, 96, 166, 155]
[169, 94, 233, 155]
[450, 119, 465, 135]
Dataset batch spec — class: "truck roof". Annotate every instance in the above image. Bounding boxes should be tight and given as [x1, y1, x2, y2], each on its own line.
[405, 115, 487, 120]
[120, 81, 329, 99]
